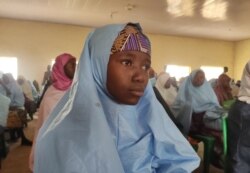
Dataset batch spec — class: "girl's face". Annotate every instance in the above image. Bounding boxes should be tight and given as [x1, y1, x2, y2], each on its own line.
[192, 71, 205, 87]
[64, 58, 76, 79]
[107, 51, 151, 105]
[164, 79, 171, 89]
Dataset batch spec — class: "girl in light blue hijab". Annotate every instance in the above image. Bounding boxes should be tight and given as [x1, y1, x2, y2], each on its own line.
[0, 93, 10, 127]
[34, 23, 200, 173]
[171, 69, 224, 135]
[171, 69, 225, 168]
[2, 73, 25, 108]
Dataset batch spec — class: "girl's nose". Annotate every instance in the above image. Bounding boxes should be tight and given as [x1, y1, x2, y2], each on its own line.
[132, 68, 147, 83]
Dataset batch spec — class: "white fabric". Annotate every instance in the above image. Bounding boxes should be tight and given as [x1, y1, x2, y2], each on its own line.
[238, 60, 250, 104]
[155, 72, 177, 106]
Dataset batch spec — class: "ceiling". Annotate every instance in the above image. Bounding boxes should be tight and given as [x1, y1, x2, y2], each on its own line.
[0, 0, 249, 41]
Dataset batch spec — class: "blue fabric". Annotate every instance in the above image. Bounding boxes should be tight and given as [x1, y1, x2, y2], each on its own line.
[4, 74, 24, 107]
[171, 70, 223, 134]
[173, 70, 220, 113]
[35, 24, 200, 173]
[149, 77, 157, 86]
[0, 93, 10, 127]
[0, 84, 7, 96]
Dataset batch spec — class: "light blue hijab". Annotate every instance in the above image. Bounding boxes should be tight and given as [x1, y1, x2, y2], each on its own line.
[174, 69, 220, 113]
[171, 69, 223, 134]
[0, 93, 10, 127]
[35, 24, 200, 173]
[3, 73, 24, 107]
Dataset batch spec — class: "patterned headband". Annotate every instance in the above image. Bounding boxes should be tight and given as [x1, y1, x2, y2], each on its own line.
[111, 24, 151, 56]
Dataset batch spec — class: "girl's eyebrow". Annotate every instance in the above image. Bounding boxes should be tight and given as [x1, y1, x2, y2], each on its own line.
[123, 53, 135, 57]
[146, 58, 151, 64]
[120, 52, 151, 63]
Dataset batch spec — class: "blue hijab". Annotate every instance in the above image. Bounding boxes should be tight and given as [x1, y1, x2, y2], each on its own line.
[0, 93, 10, 127]
[35, 24, 200, 173]
[173, 69, 221, 113]
[3, 73, 24, 107]
[171, 69, 222, 134]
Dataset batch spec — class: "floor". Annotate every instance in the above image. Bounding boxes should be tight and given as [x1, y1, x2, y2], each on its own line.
[1, 118, 35, 173]
[1, 115, 224, 173]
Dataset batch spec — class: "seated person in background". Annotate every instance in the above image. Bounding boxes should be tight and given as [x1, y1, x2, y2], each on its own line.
[155, 72, 178, 106]
[17, 75, 37, 120]
[0, 72, 10, 96]
[29, 53, 76, 171]
[37, 65, 53, 108]
[32, 80, 41, 103]
[0, 93, 10, 129]
[41, 64, 51, 87]
[230, 79, 240, 98]
[2, 73, 32, 145]
[34, 23, 200, 173]
[213, 73, 234, 106]
[17, 75, 34, 102]
[236, 80, 241, 87]
[208, 78, 217, 88]
[29, 80, 40, 103]
[171, 69, 226, 168]
[0, 73, 11, 130]
[178, 76, 186, 87]
[228, 60, 250, 173]
[33, 80, 40, 94]
[171, 76, 179, 90]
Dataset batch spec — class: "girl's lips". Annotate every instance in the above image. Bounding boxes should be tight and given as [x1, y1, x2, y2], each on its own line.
[129, 90, 144, 97]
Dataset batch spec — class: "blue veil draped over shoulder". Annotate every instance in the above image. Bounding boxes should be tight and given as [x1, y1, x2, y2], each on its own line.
[35, 24, 200, 173]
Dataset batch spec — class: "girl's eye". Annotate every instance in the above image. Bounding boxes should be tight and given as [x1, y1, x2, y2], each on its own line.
[142, 64, 151, 71]
[121, 60, 132, 66]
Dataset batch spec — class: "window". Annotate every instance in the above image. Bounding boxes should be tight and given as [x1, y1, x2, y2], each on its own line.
[0, 57, 18, 79]
[165, 64, 191, 81]
[200, 66, 223, 80]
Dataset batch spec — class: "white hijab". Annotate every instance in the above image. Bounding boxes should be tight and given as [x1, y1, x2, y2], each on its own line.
[238, 60, 250, 104]
[155, 72, 177, 106]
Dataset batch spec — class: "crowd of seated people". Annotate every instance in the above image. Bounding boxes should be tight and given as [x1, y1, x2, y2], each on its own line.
[0, 22, 246, 172]
[0, 52, 77, 171]
[0, 72, 34, 146]
[153, 67, 240, 170]
[17, 75, 38, 120]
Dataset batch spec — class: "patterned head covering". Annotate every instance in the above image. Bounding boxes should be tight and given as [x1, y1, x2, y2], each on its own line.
[111, 24, 151, 56]
[51, 53, 76, 91]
